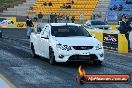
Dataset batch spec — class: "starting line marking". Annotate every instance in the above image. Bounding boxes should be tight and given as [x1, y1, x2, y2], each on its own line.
[0, 74, 15, 88]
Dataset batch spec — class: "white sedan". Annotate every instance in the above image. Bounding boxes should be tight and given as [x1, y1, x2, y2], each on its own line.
[30, 23, 104, 65]
[85, 20, 112, 30]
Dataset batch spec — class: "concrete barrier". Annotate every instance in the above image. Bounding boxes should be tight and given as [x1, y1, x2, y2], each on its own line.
[130, 32, 132, 50]
[111, 25, 117, 30]
[89, 31, 128, 53]
[118, 34, 128, 53]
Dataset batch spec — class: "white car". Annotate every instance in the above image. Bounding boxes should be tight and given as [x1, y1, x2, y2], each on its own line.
[30, 23, 104, 65]
[85, 20, 112, 30]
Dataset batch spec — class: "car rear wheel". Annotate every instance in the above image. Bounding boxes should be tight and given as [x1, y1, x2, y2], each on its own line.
[49, 48, 56, 65]
[31, 43, 39, 58]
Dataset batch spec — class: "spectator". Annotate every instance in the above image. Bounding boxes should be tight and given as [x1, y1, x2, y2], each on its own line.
[113, 4, 118, 10]
[26, 16, 33, 39]
[71, 0, 74, 4]
[33, 16, 38, 22]
[126, 0, 132, 4]
[50, 13, 54, 23]
[118, 4, 123, 11]
[43, 2, 47, 6]
[66, 4, 71, 9]
[48, 2, 52, 6]
[54, 13, 58, 23]
[29, 6, 33, 10]
[92, 14, 96, 20]
[66, 15, 70, 23]
[118, 14, 125, 25]
[38, 12, 43, 22]
[80, 12, 84, 24]
[71, 15, 75, 23]
[60, 3, 66, 8]
[60, 14, 66, 22]
[67, 5, 71, 9]
[104, 17, 108, 24]
[118, 16, 132, 52]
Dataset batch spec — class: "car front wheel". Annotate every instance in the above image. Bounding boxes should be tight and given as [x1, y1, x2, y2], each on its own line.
[49, 48, 56, 65]
[31, 43, 39, 58]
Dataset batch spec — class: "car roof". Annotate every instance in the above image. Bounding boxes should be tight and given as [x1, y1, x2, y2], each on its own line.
[49, 23, 81, 26]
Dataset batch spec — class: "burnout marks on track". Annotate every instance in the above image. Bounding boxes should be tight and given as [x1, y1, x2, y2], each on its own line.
[0, 39, 32, 58]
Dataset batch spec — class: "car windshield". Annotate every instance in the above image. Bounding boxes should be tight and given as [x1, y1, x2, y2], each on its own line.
[51, 26, 91, 37]
[91, 21, 107, 25]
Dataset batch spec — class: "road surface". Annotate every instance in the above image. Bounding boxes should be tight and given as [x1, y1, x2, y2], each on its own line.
[0, 28, 132, 88]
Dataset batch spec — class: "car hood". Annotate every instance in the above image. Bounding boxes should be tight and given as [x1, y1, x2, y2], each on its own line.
[53, 37, 101, 46]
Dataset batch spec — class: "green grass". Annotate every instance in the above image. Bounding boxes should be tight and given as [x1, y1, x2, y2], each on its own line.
[0, 0, 17, 4]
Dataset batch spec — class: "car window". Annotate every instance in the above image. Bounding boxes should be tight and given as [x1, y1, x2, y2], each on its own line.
[91, 21, 107, 25]
[41, 27, 46, 35]
[51, 26, 91, 37]
[41, 25, 50, 35]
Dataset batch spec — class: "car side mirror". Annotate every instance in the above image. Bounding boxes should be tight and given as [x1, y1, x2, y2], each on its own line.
[37, 27, 42, 32]
[83, 24, 88, 28]
[87, 24, 91, 27]
[87, 24, 93, 29]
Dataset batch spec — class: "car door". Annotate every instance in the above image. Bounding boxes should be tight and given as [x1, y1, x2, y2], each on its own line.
[39, 25, 50, 58]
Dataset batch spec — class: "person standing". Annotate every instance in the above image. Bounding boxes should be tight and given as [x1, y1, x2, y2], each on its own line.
[54, 13, 58, 23]
[71, 15, 75, 23]
[66, 15, 70, 23]
[38, 12, 43, 22]
[26, 16, 33, 39]
[119, 16, 132, 52]
[80, 12, 84, 24]
[50, 13, 54, 23]
[48, 2, 52, 6]
[118, 14, 125, 25]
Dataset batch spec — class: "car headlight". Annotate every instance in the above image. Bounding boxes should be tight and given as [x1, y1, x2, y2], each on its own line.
[56, 43, 72, 51]
[96, 44, 103, 50]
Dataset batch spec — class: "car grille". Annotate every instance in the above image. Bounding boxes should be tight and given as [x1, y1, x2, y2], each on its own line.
[68, 54, 98, 61]
[72, 46, 93, 50]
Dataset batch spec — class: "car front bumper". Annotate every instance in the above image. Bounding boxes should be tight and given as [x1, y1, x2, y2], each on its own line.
[54, 49, 104, 62]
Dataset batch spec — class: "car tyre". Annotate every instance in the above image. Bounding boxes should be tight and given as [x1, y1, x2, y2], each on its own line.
[49, 47, 56, 65]
[31, 43, 39, 58]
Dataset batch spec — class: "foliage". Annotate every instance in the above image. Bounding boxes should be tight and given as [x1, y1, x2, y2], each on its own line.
[0, 0, 17, 4]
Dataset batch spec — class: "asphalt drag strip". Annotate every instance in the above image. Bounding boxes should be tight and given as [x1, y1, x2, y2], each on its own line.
[0, 28, 132, 88]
